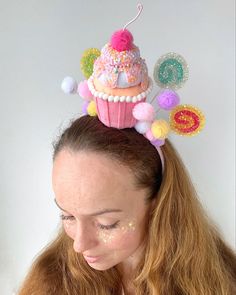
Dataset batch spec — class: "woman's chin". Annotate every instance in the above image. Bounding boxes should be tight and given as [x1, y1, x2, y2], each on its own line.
[87, 262, 114, 271]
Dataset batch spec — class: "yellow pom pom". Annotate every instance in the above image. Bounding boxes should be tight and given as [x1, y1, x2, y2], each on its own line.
[87, 101, 97, 116]
[151, 120, 170, 139]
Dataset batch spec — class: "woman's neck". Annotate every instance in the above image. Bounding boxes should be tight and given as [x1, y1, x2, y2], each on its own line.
[118, 241, 146, 294]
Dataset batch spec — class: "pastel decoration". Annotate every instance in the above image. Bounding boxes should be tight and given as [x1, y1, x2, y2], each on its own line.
[80, 48, 101, 79]
[110, 29, 134, 52]
[153, 53, 189, 90]
[132, 102, 155, 121]
[151, 120, 170, 139]
[61, 76, 77, 94]
[82, 101, 90, 115]
[134, 121, 152, 134]
[87, 101, 97, 116]
[94, 96, 146, 128]
[78, 80, 93, 100]
[157, 89, 180, 110]
[145, 129, 155, 141]
[170, 105, 205, 136]
[151, 138, 165, 147]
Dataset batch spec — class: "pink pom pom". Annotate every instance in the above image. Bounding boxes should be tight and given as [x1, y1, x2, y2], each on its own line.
[145, 129, 155, 141]
[110, 29, 134, 52]
[77, 80, 93, 100]
[132, 102, 155, 121]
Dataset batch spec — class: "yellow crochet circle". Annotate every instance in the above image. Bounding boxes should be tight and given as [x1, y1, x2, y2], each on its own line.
[80, 48, 101, 79]
[169, 104, 205, 136]
[87, 101, 97, 116]
[151, 120, 170, 139]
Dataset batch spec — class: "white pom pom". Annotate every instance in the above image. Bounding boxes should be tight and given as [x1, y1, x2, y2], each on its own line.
[134, 121, 151, 134]
[61, 76, 77, 94]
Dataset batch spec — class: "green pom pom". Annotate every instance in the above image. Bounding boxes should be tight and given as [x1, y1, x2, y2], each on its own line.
[80, 48, 101, 79]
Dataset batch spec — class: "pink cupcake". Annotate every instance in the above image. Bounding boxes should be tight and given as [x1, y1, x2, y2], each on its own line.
[87, 29, 153, 129]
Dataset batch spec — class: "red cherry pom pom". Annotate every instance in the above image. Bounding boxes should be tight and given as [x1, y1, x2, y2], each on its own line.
[110, 29, 134, 52]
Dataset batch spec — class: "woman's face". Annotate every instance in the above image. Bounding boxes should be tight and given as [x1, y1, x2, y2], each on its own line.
[52, 149, 153, 271]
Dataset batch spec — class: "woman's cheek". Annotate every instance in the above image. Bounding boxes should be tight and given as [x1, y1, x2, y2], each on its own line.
[63, 221, 76, 239]
[62, 218, 138, 246]
[97, 219, 137, 246]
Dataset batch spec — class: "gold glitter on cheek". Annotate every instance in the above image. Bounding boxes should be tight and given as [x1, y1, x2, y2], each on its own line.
[120, 219, 136, 233]
[98, 230, 116, 244]
[96, 220, 136, 244]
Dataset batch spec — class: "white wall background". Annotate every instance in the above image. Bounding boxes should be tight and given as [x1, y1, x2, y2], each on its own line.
[0, 0, 235, 294]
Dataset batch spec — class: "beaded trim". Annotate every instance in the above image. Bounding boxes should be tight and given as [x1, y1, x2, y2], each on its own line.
[88, 75, 153, 103]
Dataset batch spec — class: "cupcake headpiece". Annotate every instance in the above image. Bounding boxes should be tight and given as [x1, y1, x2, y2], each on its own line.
[61, 3, 205, 171]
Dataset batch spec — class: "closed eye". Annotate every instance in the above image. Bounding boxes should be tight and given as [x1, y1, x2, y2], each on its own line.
[60, 214, 120, 230]
[98, 221, 120, 230]
[60, 214, 74, 221]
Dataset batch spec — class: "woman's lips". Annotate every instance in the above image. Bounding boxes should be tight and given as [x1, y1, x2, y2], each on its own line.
[83, 255, 102, 263]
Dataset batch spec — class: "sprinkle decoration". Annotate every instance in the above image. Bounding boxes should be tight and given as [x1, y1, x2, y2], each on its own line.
[170, 105, 205, 136]
[80, 48, 101, 79]
[153, 53, 189, 90]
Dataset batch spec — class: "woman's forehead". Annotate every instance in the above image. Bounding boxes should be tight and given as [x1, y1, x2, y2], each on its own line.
[52, 149, 135, 189]
[52, 150, 145, 215]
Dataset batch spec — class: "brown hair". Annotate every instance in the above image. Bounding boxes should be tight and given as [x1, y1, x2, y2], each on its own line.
[18, 115, 236, 295]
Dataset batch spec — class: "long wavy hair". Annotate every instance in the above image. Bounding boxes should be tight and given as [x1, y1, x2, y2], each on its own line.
[18, 115, 236, 295]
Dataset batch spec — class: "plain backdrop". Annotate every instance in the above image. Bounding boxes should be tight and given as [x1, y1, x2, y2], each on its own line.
[0, 0, 235, 294]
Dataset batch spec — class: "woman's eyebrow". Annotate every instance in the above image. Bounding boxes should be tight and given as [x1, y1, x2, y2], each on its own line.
[54, 198, 123, 216]
[54, 198, 70, 213]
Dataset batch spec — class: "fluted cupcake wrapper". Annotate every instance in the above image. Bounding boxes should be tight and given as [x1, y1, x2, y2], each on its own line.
[95, 96, 146, 128]
[88, 76, 153, 129]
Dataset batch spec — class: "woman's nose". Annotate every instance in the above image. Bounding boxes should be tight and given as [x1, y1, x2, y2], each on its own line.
[73, 222, 99, 253]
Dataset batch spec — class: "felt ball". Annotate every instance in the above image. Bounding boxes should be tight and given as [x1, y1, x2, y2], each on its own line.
[87, 101, 97, 116]
[78, 80, 93, 100]
[82, 101, 89, 114]
[132, 102, 155, 121]
[61, 76, 77, 94]
[134, 121, 151, 134]
[156, 89, 180, 110]
[151, 120, 170, 139]
[80, 48, 101, 79]
[145, 129, 155, 141]
[110, 29, 134, 52]
[151, 138, 165, 147]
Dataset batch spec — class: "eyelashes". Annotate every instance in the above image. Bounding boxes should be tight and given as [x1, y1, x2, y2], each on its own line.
[60, 214, 120, 230]
[98, 221, 120, 230]
[60, 214, 74, 221]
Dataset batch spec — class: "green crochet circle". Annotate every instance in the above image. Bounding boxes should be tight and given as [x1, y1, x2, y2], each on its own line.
[158, 58, 184, 85]
[153, 53, 189, 90]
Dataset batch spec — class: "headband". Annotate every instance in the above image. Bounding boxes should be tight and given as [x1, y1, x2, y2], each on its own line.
[61, 3, 205, 174]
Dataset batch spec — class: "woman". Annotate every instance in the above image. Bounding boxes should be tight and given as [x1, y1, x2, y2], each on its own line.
[18, 115, 236, 295]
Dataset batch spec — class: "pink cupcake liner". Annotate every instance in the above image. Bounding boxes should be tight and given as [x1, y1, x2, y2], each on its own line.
[95, 96, 146, 129]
